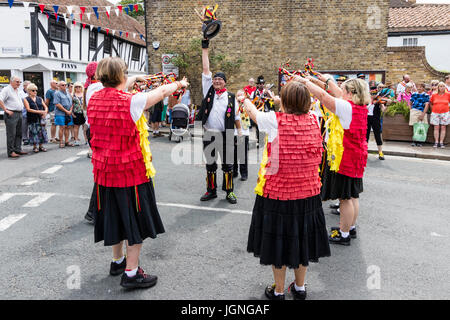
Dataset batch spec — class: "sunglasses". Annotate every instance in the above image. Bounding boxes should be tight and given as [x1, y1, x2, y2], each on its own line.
[30, 90, 37, 92]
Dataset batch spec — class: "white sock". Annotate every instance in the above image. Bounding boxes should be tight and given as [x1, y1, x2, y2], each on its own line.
[340, 230, 350, 238]
[113, 256, 124, 264]
[125, 267, 138, 277]
[350, 226, 356, 231]
[274, 290, 284, 296]
[294, 283, 305, 292]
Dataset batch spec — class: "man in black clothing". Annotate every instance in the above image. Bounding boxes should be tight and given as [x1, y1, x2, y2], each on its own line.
[196, 38, 241, 204]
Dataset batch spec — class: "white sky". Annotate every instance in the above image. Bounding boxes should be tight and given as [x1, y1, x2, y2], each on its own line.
[416, 0, 450, 3]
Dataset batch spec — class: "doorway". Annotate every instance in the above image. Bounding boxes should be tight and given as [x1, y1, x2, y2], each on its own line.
[23, 72, 44, 98]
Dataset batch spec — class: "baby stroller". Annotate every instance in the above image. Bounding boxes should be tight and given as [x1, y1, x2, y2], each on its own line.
[168, 103, 193, 143]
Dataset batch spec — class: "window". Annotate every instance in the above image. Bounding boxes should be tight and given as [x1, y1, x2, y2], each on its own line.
[131, 46, 140, 61]
[403, 38, 418, 47]
[89, 30, 98, 50]
[49, 17, 70, 42]
[104, 36, 112, 54]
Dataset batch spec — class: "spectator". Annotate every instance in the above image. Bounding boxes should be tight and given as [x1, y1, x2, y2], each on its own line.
[367, 83, 391, 160]
[23, 83, 48, 153]
[445, 75, 450, 92]
[429, 82, 450, 148]
[243, 78, 256, 96]
[67, 82, 74, 96]
[180, 88, 191, 107]
[20, 80, 31, 145]
[54, 81, 74, 148]
[150, 81, 163, 137]
[429, 80, 439, 96]
[396, 74, 416, 95]
[161, 96, 169, 127]
[397, 82, 413, 106]
[0, 76, 28, 158]
[45, 80, 59, 143]
[71, 82, 85, 146]
[409, 83, 430, 147]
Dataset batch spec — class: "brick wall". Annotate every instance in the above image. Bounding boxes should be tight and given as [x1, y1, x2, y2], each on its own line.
[145, 0, 390, 104]
[386, 46, 448, 86]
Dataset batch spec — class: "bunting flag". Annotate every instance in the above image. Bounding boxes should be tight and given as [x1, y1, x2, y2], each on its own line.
[97, 26, 101, 33]
[111, 30, 115, 36]
[134, 4, 139, 12]
[106, 28, 109, 35]
[140, 34, 144, 40]
[124, 7, 129, 15]
[115, 8, 119, 16]
[8, 0, 14, 8]
[126, 32, 129, 38]
[93, 6, 99, 19]
[22, 2, 31, 14]
[117, 5, 123, 13]
[80, 6, 85, 15]
[82, 23, 86, 29]
[66, 5, 73, 15]
[53, 5, 59, 19]
[105, 6, 110, 18]
[119, 31, 122, 37]
[63, 15, 69, 25]
[89, 24, 94, 31]
[39, 3, 45, 13]
[86, 12, 91, 21]
[45, 12, 49, 19]
[128, 4, 134, 12]
[133, 33, 136, 39]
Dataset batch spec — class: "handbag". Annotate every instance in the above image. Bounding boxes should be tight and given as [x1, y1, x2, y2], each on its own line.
[413, 121, 429, 142]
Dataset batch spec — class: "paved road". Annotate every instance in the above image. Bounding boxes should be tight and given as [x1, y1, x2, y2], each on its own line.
[0, 127, 449, 300]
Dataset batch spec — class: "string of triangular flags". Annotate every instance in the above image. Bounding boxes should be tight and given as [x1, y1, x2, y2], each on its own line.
[6, 1, 146, 40]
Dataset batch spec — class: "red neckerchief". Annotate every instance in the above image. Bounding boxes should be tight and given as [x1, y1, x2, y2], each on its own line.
[215, 88, 227, 96]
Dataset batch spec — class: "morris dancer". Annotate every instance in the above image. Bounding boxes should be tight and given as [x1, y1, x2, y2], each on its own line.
[196, 38, 241, 204]
[88, 57, 188, 289]
[240, 81, 330, 300]
[297, 76, 371, 246]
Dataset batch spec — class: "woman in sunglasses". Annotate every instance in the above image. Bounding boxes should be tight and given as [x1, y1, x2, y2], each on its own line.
[23, 83, 48, 152]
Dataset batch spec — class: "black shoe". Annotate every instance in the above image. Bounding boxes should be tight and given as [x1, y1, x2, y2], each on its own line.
[331, 208, 340, 215]
[200, 191, 217, 201]
[226, 192, 237, 204]
[233, 171, 239, 178]
[240, 175, 248, 181]
[120, 267, 158, 289]
[264, 284, 285, 300]
[331, 226, 357, 239]
[411, 142, 417, 147]
[288, 282, 307, 300]
[84, 211, 94, 224]
[329, 229, 351, 246]
[329, 203, 339, 209]
[110, 258, 127, 276]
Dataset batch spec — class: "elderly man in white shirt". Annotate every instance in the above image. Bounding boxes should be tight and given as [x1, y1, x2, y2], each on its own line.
[196, 38, 241, 204]
[0, 76, 28, 158]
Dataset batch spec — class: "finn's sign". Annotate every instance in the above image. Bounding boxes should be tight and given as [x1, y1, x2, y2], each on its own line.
[161, 54, 179, 76]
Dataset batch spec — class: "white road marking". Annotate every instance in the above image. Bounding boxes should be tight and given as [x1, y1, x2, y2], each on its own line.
[0, 214, 27, 231]
[76, 150, 89, 156]
[61, 157, 80, 163]
[22, 193, 55, 208]
[157, 202, 252, 215]
[21, 179, 39, 186]
[41, 165, 63, 174]
[0, 193, 15, 204]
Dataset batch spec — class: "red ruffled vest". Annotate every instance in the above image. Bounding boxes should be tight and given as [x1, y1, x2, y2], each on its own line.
[338, 101, 368, 178]
[262, 112, 323, 201]
[87, 87, 148, 188]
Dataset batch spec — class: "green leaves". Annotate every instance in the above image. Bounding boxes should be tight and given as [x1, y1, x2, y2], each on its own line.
[386, 101, 410, 121]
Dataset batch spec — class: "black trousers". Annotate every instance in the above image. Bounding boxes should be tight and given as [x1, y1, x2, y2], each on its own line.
[203, 130, 234, 192]
[367, 115, 383, 146]
[233, 135, 249, 177]
[4, 111, 23, 156]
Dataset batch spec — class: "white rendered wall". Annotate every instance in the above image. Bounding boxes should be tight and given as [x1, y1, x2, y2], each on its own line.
[388, 34, 450, 72]
[0, 7, 32, 57]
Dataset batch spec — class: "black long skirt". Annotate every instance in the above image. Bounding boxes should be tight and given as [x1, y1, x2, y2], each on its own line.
[93, 179, 165, 246]
[320, 161, 363, 201]
[247, 195, 330, 269]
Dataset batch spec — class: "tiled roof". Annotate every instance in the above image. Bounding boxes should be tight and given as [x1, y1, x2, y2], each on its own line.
[389, 4, 450, 32]
[35, 0, 146, 45]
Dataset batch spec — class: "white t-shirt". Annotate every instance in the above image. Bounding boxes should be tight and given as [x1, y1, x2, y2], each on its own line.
[235, 109, 250, 136]
[86, 82, 147, 124]
[367, 103, 375, 116]
[334, 99, 353, 129]
[202, 72, 239, 132]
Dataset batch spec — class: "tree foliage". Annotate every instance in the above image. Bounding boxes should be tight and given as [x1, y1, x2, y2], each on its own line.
[119, 0, 145, 19]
